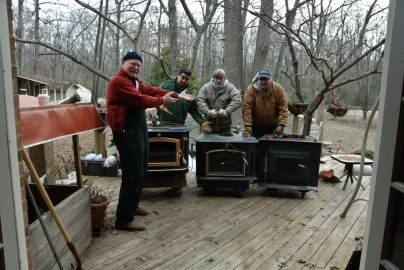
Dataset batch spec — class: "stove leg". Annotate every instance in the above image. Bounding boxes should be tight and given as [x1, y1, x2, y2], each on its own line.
[267, 188, 277, 196]
[235, 188, 246, 198]
[203, 187, 214, 195]
[171, 187, 183, 197]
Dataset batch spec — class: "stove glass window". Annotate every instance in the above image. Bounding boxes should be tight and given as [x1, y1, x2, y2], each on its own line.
[276, 157, 305, 173]
[149, 138, 180, 166]
[206, 150, 245, 176]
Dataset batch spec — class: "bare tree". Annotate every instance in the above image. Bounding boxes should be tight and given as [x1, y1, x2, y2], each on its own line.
[114, 0, 124, 66]
[33, 0, 39, 74]
[224, 0, 244, 88]
[180, 0, 219, 72]
[16, 0, 24, 73]
[158, 0, 178, 76]
[74, 0, 151, 50]
[247, 0, 386, 134]
[355, 53, 381, 119]
[251, 0, 274, 75]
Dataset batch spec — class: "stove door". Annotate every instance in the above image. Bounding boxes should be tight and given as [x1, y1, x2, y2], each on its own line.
[148, 137, 181, 167]
[265, 149, 314, 186]
[206, 149, 246, 176]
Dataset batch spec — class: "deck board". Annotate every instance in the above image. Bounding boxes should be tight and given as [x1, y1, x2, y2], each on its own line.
[81, 157, 372, 270]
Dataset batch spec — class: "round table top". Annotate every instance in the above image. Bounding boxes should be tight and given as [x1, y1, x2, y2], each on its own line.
[331, 154, 373, 164]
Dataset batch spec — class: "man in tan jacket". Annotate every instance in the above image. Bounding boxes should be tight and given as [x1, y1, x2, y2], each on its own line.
[242, 69, 288, 138]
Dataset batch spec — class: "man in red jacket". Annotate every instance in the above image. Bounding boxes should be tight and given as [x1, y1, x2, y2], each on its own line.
[107, 51, 195, 231]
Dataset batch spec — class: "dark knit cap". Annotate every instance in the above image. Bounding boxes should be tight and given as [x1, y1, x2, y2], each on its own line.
[122, 51, 143, 62]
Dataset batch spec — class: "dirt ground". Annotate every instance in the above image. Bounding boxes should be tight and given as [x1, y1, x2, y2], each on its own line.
[47, 109, 378, 180]
[322, 109, 378, 155]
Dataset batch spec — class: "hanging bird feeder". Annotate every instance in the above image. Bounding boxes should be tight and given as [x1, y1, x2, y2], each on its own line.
[327, 89, 348, 117]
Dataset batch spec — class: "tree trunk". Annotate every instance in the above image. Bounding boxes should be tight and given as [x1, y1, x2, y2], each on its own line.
[190, 31, 203, 72]
[224, 0, 243, 126]
[168, 0, 178, 76]
[33, 0, 39, 74]
[286, 35, 304, 102]
[157, 4, 162, 82]
[114, 0, 122, 67]
[91, 0, 104, 105]
[94, 0, 108, 103]
[273, 38, 287, 81]
[16, 0, 24, 73]
[252, 0, 274, 75]
[201, 28, 209, 82]
[224, 0, 243, 88]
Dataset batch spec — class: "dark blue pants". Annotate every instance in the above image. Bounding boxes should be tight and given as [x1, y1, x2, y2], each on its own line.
[113, 112, 148, 222]
[252, 122, 278, 173]
[251, 122, 278, 140]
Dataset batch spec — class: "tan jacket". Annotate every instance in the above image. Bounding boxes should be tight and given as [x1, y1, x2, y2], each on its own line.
[243, 81, 288, 127]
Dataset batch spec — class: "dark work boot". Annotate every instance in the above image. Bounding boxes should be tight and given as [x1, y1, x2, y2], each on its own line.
[115, 219, 145, 231]
[135, 206, 149, 216]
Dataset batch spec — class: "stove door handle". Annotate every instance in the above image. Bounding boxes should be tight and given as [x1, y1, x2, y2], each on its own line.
[190, 143, 195, 159]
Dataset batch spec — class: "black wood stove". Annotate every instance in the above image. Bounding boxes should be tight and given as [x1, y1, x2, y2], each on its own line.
[146, 125, 191, 196]
[194, 133, 258, 197]
[258, 134, 321, 197]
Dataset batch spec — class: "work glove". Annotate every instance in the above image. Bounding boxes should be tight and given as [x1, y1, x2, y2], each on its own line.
[242, 127, 251, 137]
[200, 122, 212, 133]
[218, 108, 228, 118]
[207, 109, 217, 119]
[179, 90, 196, 101]
[274, 125, 284, 136]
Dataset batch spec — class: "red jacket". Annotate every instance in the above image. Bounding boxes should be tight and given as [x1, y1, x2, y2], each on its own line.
[106, 69, 178, 133]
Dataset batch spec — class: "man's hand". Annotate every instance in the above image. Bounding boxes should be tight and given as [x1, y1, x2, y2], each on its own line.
[179, 90, 196, 101]
[274, 125, 284, 136]
[207, 109, 217, 118]
[200, 122, 212, 133]
[163, 92, 178, 105]
[218, 108, 227, 118]
[158, 104, 172, 114]
[242, 127, 251, 137]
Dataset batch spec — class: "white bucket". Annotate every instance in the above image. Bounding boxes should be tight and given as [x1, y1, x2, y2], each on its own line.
[37, 94, 50, 106]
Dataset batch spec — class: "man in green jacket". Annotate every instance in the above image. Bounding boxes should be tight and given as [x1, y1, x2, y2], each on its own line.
[159, 68, 211, 132]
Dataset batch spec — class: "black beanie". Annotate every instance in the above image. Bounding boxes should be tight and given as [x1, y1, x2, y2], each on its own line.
[122, 51, 143, 63]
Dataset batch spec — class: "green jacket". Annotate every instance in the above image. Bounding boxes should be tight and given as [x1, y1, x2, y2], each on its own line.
[158, 79, 205, 125]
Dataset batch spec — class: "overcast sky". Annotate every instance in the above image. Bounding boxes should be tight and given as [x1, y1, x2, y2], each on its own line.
[14, 0, 391, 13]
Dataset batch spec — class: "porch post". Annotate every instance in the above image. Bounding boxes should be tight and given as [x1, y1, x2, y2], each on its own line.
[360, 0, 404, 269]
[0, 0, 29, 269]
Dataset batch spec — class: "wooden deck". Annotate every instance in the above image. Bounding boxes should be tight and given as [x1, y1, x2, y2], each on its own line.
[82, 157, 372, 270]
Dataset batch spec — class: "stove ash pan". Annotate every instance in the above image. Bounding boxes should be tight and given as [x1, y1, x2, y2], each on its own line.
[194, 134, 258, 190]
[148, 126, 191, 171]
[258, 134, 322, 197]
